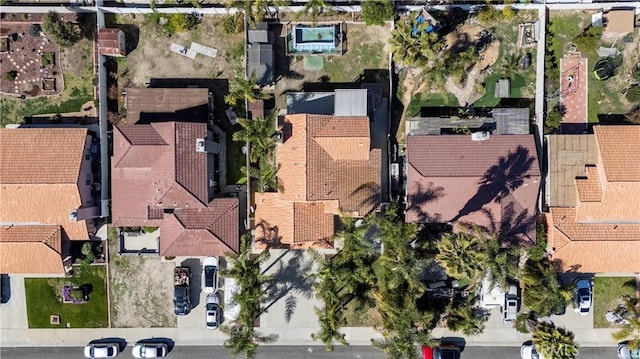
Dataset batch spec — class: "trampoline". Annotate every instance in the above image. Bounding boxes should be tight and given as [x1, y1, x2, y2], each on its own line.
[593, 59, 618, 81]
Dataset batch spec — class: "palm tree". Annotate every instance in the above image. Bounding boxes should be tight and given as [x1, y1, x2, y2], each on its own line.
[532, 321, 578, 359]
[435, 232, 488, 285]
[220, 325, 278, 359]
[232, 111, 277, 164]
[521, 259, 571, 317]
[485, 235, 522, 288]
[225, 72, 265, 106]
[295, 0, 333, 25]
[226, 0, 289, 28]
[445, 296, 489, 336]
[501, 53, 521, 78]
[612, 295, 640, 350]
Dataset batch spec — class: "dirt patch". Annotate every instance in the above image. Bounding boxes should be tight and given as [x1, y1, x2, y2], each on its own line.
[114, 14, 245, 87]
[0, 24, 63, 97]
[444, 24, 501, 106]
[109, 238, 176, 328]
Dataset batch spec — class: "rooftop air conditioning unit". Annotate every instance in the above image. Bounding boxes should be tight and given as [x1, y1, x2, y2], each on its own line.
[196, 138, 206, 153]
[471, 131, 490, 141]
[273, 131, 283, 144]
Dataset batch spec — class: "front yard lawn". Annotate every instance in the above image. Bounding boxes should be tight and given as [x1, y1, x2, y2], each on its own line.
[25, 264, 108, 328]
[593, 276, 637, 328]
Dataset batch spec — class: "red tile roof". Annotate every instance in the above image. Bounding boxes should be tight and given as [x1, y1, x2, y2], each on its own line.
[98, 28, 124, 56]
[0, 225, 65, 274]
[112, 121, 238, 256]
[405, 135, 540, 245]
[254, 114, 381, 249]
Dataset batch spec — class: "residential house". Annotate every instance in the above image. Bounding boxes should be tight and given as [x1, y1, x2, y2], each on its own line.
[546, 125, 640, 273]
[253, 114, 381, 249]
[405, 134, 540, 245]
[406, 107, 530, 136]
[0, 128, 98, 275]
[111, 88, 239, 257]
[98, 28, 126, 57]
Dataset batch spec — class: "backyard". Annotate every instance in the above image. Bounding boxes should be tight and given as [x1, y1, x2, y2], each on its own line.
[0, 35, 95, 127]
[593, 276, 637, 328]
[24, 264, 108, 328]
[274, 22, 391, 108]
[107, 225, 176, 328]
[401, 8, 539, 134]
[547, 11, 640, 123]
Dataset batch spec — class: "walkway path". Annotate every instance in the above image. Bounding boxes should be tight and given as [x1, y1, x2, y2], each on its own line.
[559, 54, 588, 133]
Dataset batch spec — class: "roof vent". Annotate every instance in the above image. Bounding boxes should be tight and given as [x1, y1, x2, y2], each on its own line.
[273, 131, 283, 144]
[69, 210, 78, 222]
[196, 138, 206, 153]
[471, 131, 490, 141]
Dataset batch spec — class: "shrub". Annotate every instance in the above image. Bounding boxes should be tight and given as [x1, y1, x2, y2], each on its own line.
[142, 227, 158, 233]
[222, 13, 243, 34]
[572, 26, 603, 54]
[41, 11, 79, 47]
[81, 242, 96, 263]
[477, 3, 502, 24]
[42, 52, 55, 66]
[28, 24, 42, 37]
[4, 70, 17, 81]
[626, 86, 640, 103]
[516, 312, 532, 333]
[502, 5, 515, 20]
[545, 104, 564, 133]
[632, 65, 640, 82]
[361, 0, 394, 26]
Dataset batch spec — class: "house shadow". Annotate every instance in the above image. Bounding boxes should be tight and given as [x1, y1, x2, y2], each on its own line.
[261, 250, 315, 323]
[451, 145, 535, 224]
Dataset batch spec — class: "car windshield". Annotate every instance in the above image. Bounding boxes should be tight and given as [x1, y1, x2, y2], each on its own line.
[204, 266, 215, 287]
[206, 302, 217, 310]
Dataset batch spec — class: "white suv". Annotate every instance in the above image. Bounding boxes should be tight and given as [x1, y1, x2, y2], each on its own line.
[202, 256, 219, 294]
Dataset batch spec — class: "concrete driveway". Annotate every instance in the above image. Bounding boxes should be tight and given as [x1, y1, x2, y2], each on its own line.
[0, 275, 28, 329]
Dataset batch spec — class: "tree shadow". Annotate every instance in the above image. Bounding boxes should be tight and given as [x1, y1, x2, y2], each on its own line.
[255, 220, 290, 250]
[499, 200, 536, 247]
[451, 145, 535, 223]
[261, 250, 315, 323]
[405, 181, 445, 223]
[350, 181, 382, 211]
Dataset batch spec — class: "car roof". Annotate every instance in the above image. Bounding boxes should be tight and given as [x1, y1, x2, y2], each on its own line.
[203, 256, 219, 267]
[206, 293, 219, 304]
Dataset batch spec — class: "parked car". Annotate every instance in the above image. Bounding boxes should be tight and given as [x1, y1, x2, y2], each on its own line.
[131, 343, 168, 358]
[503, 284, 519, 325]
[521, 343, 544, 359]
[574, 279, 593, 315]
[205, 293, 221, 330]
[422, 344, 461, 359]
[0, 274, 10, 304]
[618, 342, 640, 359]
[202, 256, 219, 294]
[173, 266, 191, 315]
[84, 343, 120, 358]
[224, 277, 240, 322]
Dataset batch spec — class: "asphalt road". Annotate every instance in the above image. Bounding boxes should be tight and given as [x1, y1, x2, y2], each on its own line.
[0, 345, 615, 359]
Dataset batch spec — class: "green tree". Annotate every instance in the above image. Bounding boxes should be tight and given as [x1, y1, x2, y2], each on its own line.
[532, 321, 578, 359]
[477, 2, 502, 25]
[522, 259, 571, 317]
[626, 86, 640, 103]
[445, 296, 488, 336]
[545, 104, 564, 133]
[501, 53, 521, 78]
[232, 111, 277, 164]
[225, 0, 289, 28]
[296, 0, 333, 26]
[361, 0, 394, 26]
[389, 20, 439, 69]
[81, 242, 96, 264]
[243, 157, 278, 192]
[485, 235, 522, 288]
[221, 234, 276, 358]
[572, 26, 603, 54]
[225, 72, 265, 107]
[41, 11, 79, 47]
[435, 232, 488, 285]
[612, 295, 640, 350]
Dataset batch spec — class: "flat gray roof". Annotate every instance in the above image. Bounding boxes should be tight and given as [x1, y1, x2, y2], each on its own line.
[406, 107, 530, 136]
[548, 134, 598, 207]
[334, 89, 367, 117]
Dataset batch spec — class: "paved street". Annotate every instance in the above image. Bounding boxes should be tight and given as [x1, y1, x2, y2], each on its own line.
[0, 345, 616, 359]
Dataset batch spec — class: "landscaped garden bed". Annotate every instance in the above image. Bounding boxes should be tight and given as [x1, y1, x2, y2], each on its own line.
[24, 264, 108, 328]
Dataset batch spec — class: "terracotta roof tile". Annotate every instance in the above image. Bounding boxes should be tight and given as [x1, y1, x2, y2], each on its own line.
[405, 135, 540, 245]
[293, 202, 335, 243]
[594, 125, 640, 182]
[254, 114, 380, 249]
[575, 166, 602, 202]
[0, 128, 88, 184]
[117, 124, 167, 145]
[175, 122, 209, 204]
[0, 225, 64, 274]
[112, 119, 237, 256]
[98, 28, 123, 56]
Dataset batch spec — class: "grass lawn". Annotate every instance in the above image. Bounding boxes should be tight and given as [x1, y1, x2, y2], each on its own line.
[474, 73, 526, 108]
[405, 92, 459, 117]
[226, 131, 246, 185]
[25, 264, 108, 328]
[593, 276, 637, 328]
[323, 42, 386, 82]
[343, 297, 382, 327]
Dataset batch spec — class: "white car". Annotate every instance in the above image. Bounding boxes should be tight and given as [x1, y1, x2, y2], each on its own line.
[206, 293, 221, 330]
[574, 279, 593, 315]
[131, 343, 168, 358]
[618, 343, 640, 359]
[84, 343, 119, 358]
[224, 277, 240, 322]
[202, 256, 219, 294]
[521, 344, 545, 359]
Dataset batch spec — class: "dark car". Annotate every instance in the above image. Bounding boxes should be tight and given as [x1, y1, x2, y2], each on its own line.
[174, 287, 191, 315]
[1, 274, 10, 304]
[422, 344, 461, 359]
